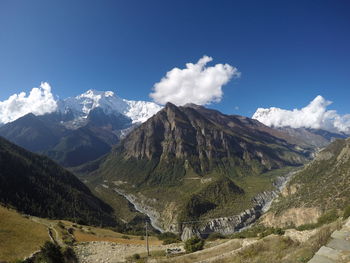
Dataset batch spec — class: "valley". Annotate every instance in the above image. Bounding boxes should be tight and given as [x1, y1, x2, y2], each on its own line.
[1, 102, 350, 263]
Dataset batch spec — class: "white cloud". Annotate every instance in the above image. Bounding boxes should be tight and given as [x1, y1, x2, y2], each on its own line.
[252, 95, 350, 134]
[149, 55, 240, 106]
[0, 82, 57, 124]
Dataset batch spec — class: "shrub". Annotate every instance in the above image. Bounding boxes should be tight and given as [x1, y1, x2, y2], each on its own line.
[206, 232, 225, 241]
[35, 241, 64, 263]
[132, 253, 141, 260]
[184, 237, 205, 253]
[162, 238, 180, 245]
[158, 232, 180, 244]
[317, 210, 338, 225]
[158, 232, 179, 240]
[122, 235, 130, 239]
[62, 246, 77, 262]
[343, 206, 350, 219]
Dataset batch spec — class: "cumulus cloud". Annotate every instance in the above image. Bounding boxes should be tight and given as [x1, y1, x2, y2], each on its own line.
[150, 55, 240, 106]
[252, 95, 350, 134]
[0, 82, 57, 124]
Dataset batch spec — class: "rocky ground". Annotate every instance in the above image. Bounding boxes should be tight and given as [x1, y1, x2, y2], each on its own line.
[74, 241, 182, 263]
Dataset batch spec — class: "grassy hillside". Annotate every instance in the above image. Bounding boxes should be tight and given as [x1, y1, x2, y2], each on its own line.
[273, 138, 350, 213]
[263, 138, 350, 227]
[0, 205, 49, 261]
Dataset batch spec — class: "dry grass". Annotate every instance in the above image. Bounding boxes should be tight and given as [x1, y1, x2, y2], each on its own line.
[0, 206, 49, 261]
[63, 222, 162, 245]
[158, 239, 243, 263]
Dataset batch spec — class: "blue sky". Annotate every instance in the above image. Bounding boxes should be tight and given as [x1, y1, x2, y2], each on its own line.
[0, 0, 350, 117]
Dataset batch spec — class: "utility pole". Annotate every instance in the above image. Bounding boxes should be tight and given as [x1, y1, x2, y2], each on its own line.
[145, 221, 150, 256]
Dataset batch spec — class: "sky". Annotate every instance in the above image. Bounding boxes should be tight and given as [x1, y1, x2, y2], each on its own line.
[0, 0, 350, 131]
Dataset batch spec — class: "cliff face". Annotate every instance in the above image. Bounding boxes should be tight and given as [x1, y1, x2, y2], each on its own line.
[180, 190, 279, 240]
[112, 103, 309, 182]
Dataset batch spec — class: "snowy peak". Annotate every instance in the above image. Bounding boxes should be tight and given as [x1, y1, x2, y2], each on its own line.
[57, 90, 162, 124]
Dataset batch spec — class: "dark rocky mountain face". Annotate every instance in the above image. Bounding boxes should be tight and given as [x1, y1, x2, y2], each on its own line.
[0, 136, 117, 226]
[84, 103, 313, 234]
[111, 103, 309, 182]
[0, 108, 132, 167]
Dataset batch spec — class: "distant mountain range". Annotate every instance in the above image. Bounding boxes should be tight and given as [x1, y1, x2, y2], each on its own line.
[0, 90, 162, 167]
[0, 91, 349, 238]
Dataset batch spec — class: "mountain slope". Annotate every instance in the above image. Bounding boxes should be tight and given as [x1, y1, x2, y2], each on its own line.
[261, 137, 350, 227]
[0, 136, 116, 226]
[84, 103, 311, 233]
[0, 113, 67, 152]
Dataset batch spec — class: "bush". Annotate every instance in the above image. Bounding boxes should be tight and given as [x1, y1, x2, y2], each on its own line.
[162, 238, 179, 245]
[62, 246, 77, 262]
[343, 206, 350, 219]
[35, 241, 64, 263]
[230, 226, 284, 239]
[158, 232, 180, 244]
[184, 237, 205, 253]
[158, 232, 178, 240]
[317, 210, 338, 225]
[206, 232, 225, 241]
[121, 235, 130, 239]
[132, 253, 141, 260]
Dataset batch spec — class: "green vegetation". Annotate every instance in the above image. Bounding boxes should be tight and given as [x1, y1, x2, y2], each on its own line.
[33, 241, 77, 263]
[158, 232, 181, 244]
[206, 232, 225, 241]
[271, 138, 350, 215]
[343, 205, 350, 219]
[0, 136, 117, 227]
[184, 237, 205, 253]
[229, 225, 285, 239]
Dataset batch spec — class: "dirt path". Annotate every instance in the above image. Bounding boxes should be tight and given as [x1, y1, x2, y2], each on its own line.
[29, 216, 64, 246]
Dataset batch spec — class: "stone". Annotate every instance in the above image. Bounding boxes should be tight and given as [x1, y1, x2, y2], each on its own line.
[316, 246, 341, 261]
[308, 254, 335, 263]
[327, 238, 350, 251]
[331, 230, 350, 240]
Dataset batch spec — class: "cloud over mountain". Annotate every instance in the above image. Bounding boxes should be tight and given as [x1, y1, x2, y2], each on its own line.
[0, 82, 57, 124]
[150, 56, 240, 106]
[253, 95, 350, 133]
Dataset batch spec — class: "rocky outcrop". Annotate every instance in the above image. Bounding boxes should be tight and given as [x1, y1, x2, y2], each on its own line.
[117, 103, 310, 177]
[180, 190, 278, 240]
[260, 207, 322, 228]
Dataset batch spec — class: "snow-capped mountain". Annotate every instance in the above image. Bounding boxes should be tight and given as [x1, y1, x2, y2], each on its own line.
[57, 89, 162, 124]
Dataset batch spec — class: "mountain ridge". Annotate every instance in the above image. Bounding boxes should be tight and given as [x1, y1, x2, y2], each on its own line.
[82, 103, 312, 235]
